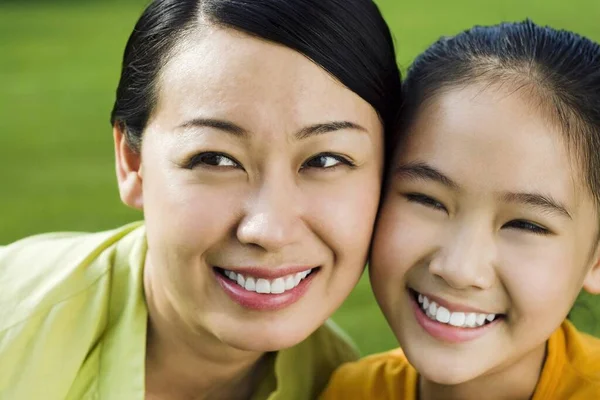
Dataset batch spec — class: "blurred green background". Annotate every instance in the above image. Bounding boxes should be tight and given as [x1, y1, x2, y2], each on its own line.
[1, 0, 599, 355]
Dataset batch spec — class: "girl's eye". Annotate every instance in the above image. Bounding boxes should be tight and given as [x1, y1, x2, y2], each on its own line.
[302, 153, 355, 170]
[405, 193, 448, 213]
[503, 219, 551, 235]
[186, 152, 240, 169]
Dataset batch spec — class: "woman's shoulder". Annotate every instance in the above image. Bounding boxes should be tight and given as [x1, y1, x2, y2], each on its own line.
[267, 320, 359, 399]
[0, 221, 144, 330]
[0, 221, 146, 399]
[320, 347, 416, 400]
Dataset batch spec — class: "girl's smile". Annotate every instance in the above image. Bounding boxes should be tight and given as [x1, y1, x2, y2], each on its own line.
[409, 289, 504, 344]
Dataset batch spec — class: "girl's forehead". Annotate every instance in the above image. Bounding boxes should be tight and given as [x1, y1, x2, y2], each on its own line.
[397, 85, 584, 201]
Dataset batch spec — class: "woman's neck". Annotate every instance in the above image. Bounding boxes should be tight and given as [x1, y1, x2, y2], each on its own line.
[143, 264, 268, 400]
[418, 343, 547, 400]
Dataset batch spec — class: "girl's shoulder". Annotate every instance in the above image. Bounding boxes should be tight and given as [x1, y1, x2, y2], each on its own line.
[536, 320, 600, 399]
[320, 347, 417, 400]
[562, 320, 600, 382]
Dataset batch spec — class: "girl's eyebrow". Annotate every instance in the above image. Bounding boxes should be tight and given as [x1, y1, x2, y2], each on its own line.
[396, 162, 572, 220]
[395, 162, 461, 191]
[176, 118, 367, 139]
[501, 192, 572, 219]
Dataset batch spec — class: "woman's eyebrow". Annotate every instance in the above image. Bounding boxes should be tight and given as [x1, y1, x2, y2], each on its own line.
[178, 118, 247, 136]
[501, 192, 572, 219]
[177, 118, 367, 139]
[395, 162, 461, 191]
[295, 121, 367, 139]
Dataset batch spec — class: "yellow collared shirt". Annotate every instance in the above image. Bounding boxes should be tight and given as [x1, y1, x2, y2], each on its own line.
[0, 223, 358, 400]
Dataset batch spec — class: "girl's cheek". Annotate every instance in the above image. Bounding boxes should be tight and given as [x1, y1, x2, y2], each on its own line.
[373, 202, 433, 279]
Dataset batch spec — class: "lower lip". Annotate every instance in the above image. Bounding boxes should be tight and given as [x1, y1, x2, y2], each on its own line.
[410, 291, 501, 344]
[215, 270, 317, 311]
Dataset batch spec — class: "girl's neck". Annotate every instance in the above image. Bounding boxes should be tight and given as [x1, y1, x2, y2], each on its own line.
[418, 342, 547, 400]
[143, 264, 269, 400]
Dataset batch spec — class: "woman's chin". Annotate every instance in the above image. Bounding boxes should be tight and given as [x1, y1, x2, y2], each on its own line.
[218, 323, 317, 353]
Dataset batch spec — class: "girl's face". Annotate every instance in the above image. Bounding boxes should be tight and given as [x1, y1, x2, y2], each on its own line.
[116, 27, 383, 351]
[371, 84, 600, 385]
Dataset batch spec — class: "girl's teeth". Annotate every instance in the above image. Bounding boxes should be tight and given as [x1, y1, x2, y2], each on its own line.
[417, 292, 498, 329]
[449, 311, 466, 327]
[270, 278, 285, 294]
[476, 313, 487, 326]
[244, 277, 256, 291]
[224, 269, 313, 294]
[423, 296, 430, 309]
[465, 313, 477, 327]
[284, 276, 296, 290]
[436, 306, 451, 323]
[256, 279, 270, 294]
[428, 302, 437, 316]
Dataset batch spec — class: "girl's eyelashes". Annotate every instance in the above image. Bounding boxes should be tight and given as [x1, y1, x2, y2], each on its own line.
[301, 153, 356, 171]
[185, 152, 242, 170]
[402, 190, 553, 236]
[404, 193, 448, 213]
[503, 219, 552, 235]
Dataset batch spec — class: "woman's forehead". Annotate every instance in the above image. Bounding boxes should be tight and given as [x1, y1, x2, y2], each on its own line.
[152, 27, 381, 135]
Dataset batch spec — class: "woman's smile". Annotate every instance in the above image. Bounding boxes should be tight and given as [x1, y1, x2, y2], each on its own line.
[215, 266, 320, 310]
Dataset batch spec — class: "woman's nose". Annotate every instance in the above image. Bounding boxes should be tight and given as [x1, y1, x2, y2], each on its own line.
[236, 176, 304, 252]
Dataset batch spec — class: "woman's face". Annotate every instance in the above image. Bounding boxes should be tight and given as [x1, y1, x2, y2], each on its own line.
[371, 84, 600, 385]
[118, 27, 383, 351]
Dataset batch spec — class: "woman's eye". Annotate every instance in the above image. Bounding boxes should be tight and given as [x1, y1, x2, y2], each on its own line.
[405, 193, 448, 213]
[302, 153, 354, 170]
[504, 219, 551, 235]
[186, 152, 239, 169]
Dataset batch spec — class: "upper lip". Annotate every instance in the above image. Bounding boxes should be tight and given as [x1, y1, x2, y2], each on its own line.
[412, 288, 502, 315]
[215, 265, 317, 279]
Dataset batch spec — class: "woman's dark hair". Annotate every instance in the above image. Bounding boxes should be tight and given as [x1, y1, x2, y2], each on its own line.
[110, 0, 402, 154]
[399, 20, 600, 209]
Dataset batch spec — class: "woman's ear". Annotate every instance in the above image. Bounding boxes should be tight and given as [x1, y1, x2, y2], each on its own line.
[583, 241, 600, 294]
[114, 123, 144, 210]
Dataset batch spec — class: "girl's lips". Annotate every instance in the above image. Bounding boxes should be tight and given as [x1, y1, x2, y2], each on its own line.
[214, 268, 318, 311]
[410, 290, 502, 344]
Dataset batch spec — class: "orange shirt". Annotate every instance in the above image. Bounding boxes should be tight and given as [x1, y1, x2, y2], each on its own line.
[320, 320, 600, 399]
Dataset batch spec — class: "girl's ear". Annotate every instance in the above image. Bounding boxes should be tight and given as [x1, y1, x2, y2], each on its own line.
[114, 123, 144, 210]
[583, 242, 600, 294]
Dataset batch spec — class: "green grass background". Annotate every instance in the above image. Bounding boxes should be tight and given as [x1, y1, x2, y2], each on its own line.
[1, 0, 599, 355]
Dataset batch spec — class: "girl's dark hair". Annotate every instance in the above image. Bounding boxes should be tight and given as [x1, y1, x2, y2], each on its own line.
[110, 0, 402, 153]
[400, 20, 600, 208]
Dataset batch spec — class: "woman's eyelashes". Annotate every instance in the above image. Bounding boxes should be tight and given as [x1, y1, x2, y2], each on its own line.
[183, 151, 356, 172]
[185, 152, 242, 170]
[301, 153, 356, 171]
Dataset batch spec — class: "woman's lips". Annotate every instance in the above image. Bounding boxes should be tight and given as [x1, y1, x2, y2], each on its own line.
[214, 267, 318, 311]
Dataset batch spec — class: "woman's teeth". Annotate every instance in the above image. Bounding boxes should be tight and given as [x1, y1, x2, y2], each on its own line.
[223, 269, 312, 294]
[417, 293, 497, 328]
